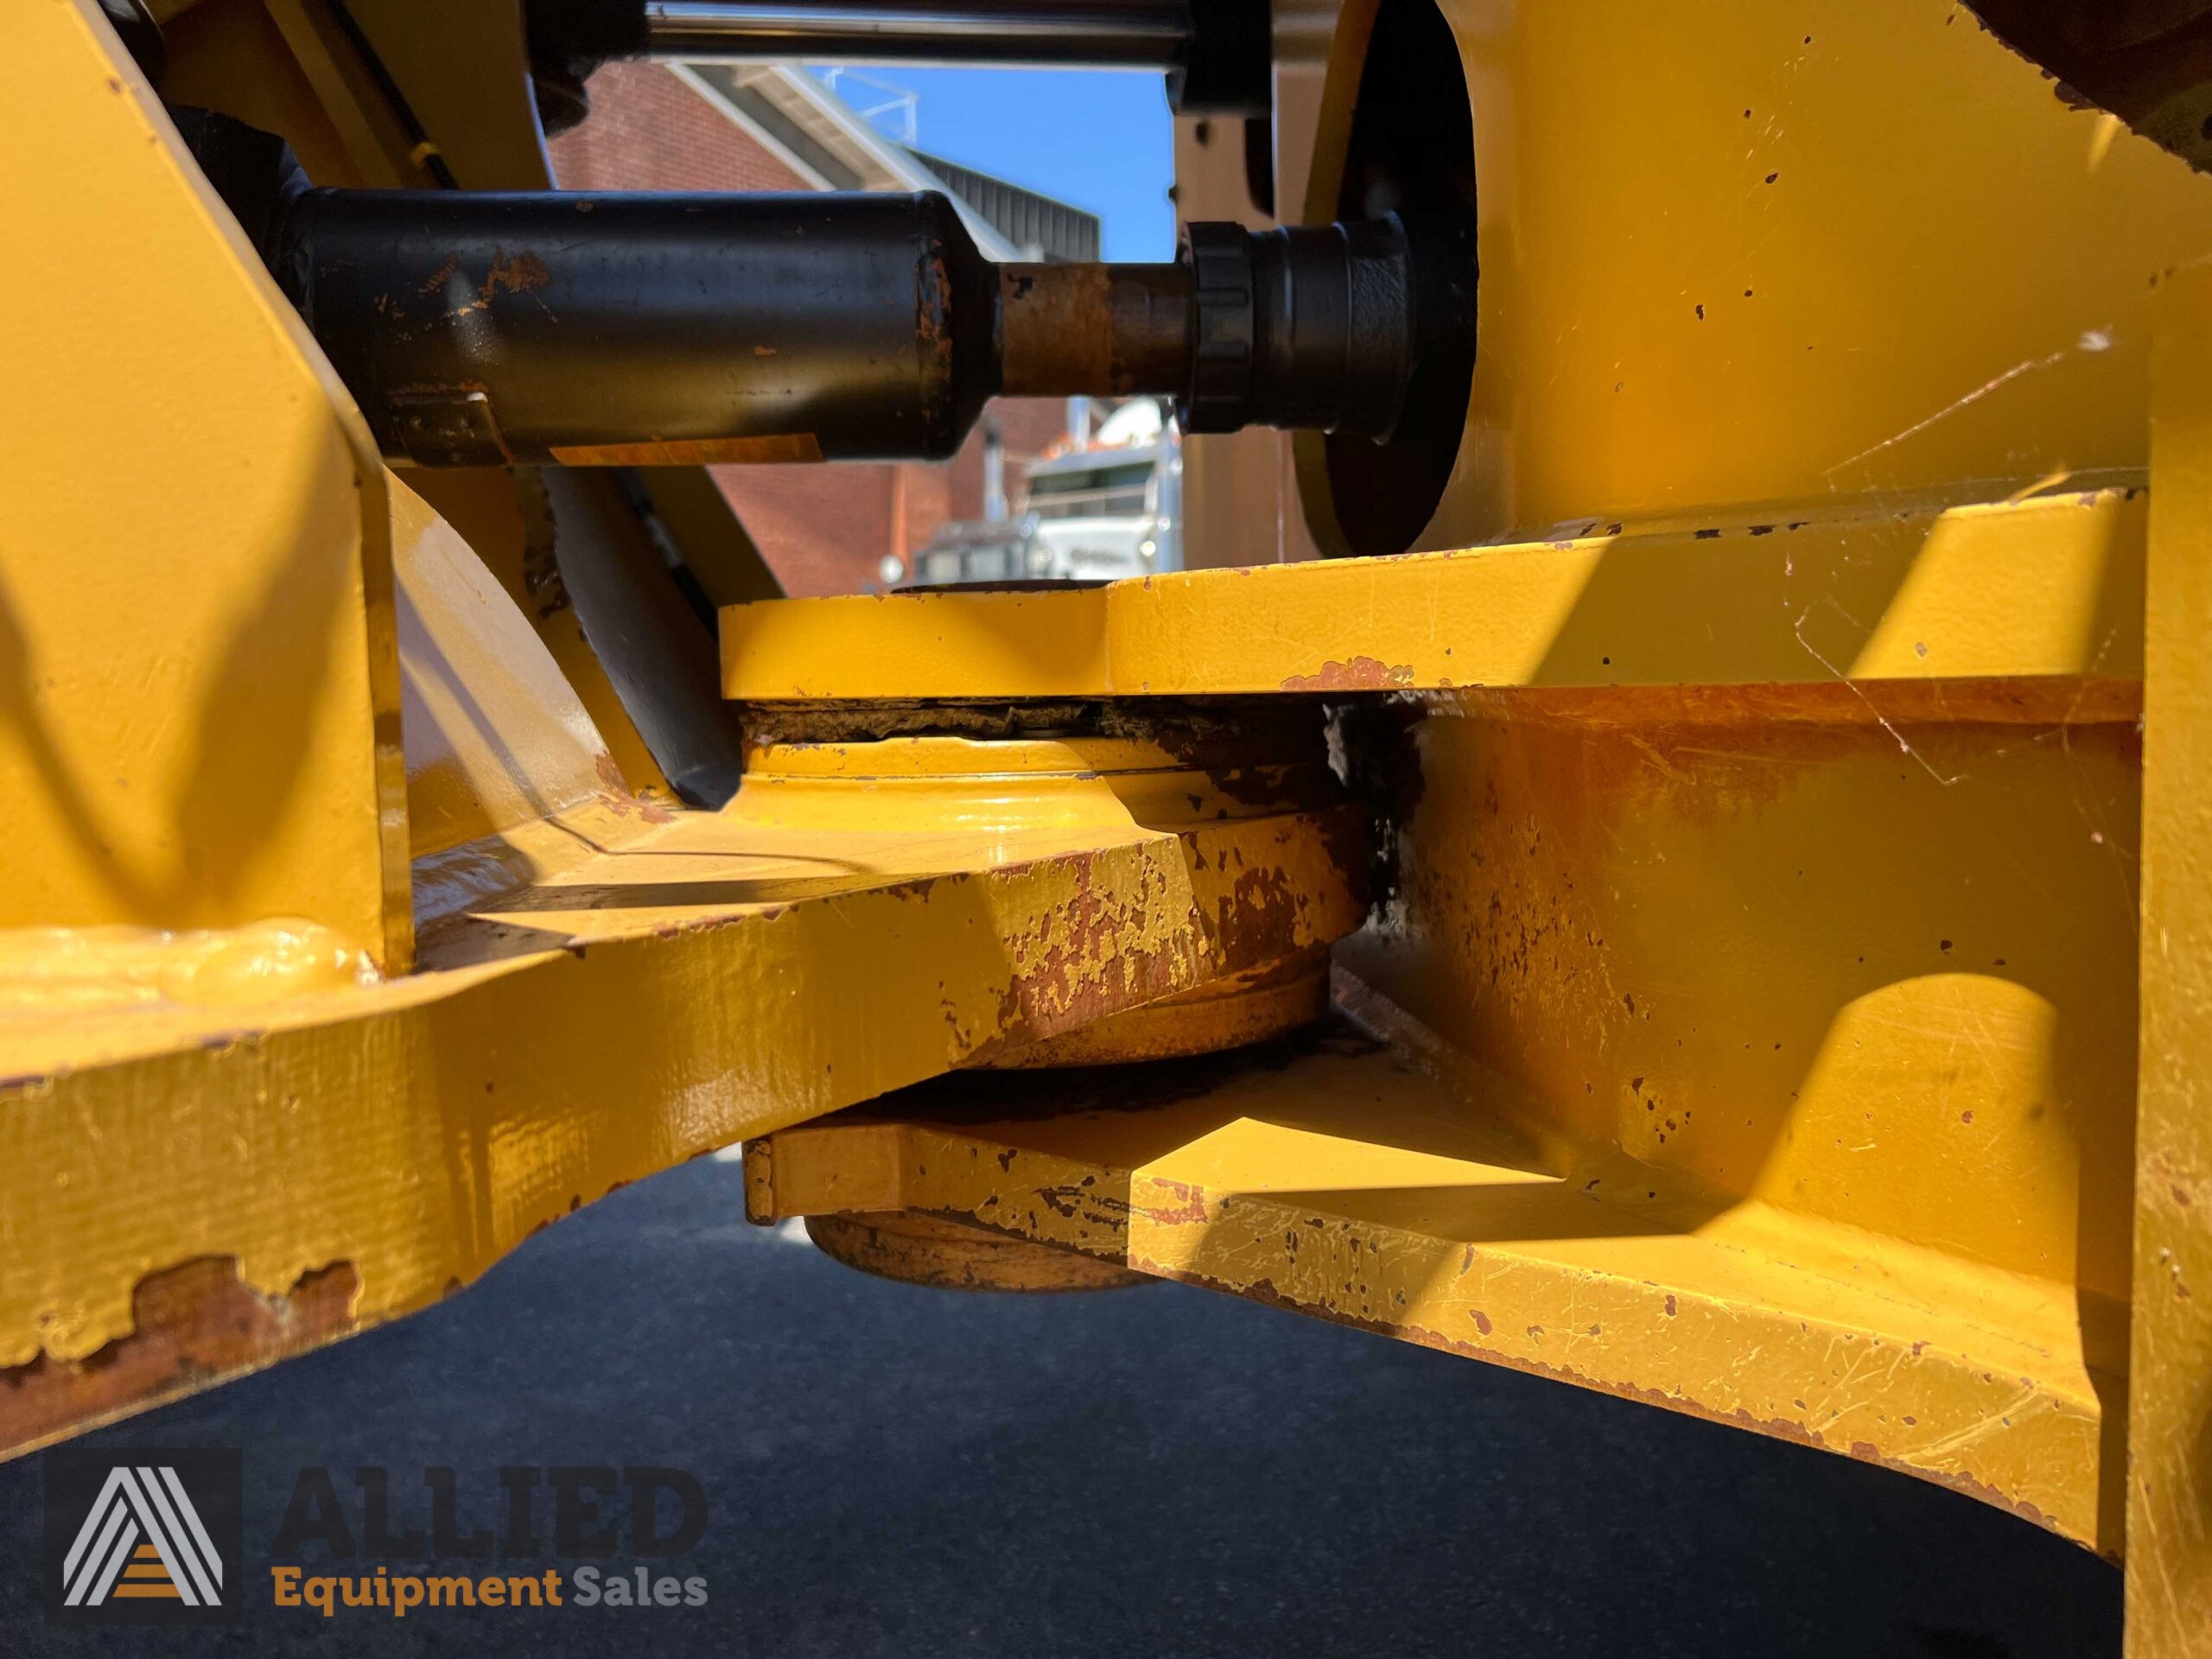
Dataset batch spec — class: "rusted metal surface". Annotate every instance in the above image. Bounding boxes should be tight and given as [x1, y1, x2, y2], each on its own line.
[0, 709, 1364, 1456]
[983, 949, 1329, 1067]
[0, 1258, 361, 1459]
[997, 261, 1192, 397]
[800, 1211, 1152, 1294]
[31, 3, 2212, 1647]
[547, 435, 827, 467]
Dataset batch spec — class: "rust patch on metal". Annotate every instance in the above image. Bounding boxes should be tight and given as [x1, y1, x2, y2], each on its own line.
[1138, 1177, 1210, 1228]
[985, 952, 1331, 1070]
[999, 264, 1113, 392]
[969, 852, 1189, 1063]
[1, 1257, 361, 1459]
[1210, 861, 1304, 967]
[806, 1211, 1147, 1294]
[512, 469, 574, 620]
[549, 435, 824, 467]
[1279, 657, 1417, 693]
[416, 251, 461, 296]
[594, 753, 674, 823]
[480, 251, 551, 301]
[915, 246, 956, 388]
[929, 801, 1358, 1066]
[1029, 1185, 1136, 1230]
[995, 262, 1191, 397]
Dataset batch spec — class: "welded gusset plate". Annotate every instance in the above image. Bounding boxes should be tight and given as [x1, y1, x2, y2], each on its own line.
[748, 1013, 2113, 1553]
[0, 797, 1364, 1459]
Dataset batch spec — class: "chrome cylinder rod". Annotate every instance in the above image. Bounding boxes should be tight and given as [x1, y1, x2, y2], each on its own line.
[641, 0, 1193, 67]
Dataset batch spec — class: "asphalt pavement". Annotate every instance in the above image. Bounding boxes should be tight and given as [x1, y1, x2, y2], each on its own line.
[0, 1147, 2120, 1656]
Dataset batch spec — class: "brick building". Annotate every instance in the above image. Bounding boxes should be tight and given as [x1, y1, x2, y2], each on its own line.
[550, 62, 1084, 597]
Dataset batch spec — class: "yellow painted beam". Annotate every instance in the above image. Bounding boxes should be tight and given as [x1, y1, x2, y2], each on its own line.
[0, 753, 1363, 1454]
[723, 486, 2145, 704]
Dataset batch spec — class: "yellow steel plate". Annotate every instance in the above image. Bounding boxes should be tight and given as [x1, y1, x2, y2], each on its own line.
[753, 1012, 2107, 1550]
[723, 488, 2144, 704]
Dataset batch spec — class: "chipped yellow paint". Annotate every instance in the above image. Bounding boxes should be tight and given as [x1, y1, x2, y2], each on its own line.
[1344, 697, 2139, 1301]
[1313, 671, 2140, 1557]
[13, 6, 2210, 1649]
[752, 1019, 2107, 1547]
[0, 768, 1363, 1451]
[723, 486, 2145, 703]
[732, 487, 2150, 1570]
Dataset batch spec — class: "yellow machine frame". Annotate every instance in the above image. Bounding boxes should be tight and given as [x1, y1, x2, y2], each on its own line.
[8, 0, 2212, 1649]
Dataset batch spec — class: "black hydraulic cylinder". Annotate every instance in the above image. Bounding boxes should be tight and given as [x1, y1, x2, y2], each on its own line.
[274, 190, 1001, 467]
[267, 186, 1474, 469]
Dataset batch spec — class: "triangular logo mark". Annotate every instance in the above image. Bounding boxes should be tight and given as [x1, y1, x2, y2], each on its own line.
[60, 1465, 225, 1609]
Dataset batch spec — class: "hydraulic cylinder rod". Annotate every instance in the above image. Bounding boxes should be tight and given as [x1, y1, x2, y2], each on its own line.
[268, 188, 1476, 468]
[639, 0, 1192, 67]
[526, 0, 1268, 113]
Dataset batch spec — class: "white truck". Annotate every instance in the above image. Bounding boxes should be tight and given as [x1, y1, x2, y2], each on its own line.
[898, 398, 1181, 588]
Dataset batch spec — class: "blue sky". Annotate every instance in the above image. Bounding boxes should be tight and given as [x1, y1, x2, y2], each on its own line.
[810, 67, 1177, 261]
